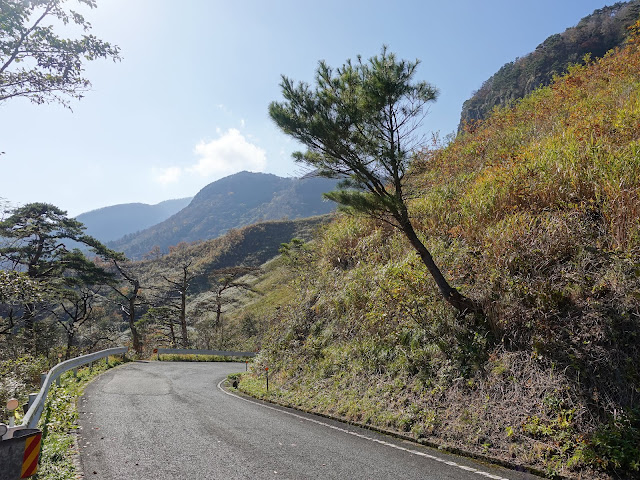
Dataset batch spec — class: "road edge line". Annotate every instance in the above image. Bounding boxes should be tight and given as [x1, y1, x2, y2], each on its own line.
[218, 378, 541, 480]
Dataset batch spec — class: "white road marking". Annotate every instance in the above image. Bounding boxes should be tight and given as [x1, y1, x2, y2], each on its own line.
[217, 379, 512, 480]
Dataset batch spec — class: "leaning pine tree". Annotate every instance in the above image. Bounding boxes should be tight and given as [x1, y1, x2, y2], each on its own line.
[269, 47, 481, 317]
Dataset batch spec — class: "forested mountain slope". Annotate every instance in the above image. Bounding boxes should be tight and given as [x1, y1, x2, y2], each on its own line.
[108, 171, 338, 259]
[123, 215, 331, 352]
[459, 0, 640, 128]
[236, 20, 640, 479]
[137, 215, 330, 294]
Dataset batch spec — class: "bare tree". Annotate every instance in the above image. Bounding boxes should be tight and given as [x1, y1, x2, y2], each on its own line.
[207, 266, 260, 348]
[160, 261, 198, 348]
[140, 305, 180, 348]
[110, 259, 144, 355]
[50, 286, 102, 359]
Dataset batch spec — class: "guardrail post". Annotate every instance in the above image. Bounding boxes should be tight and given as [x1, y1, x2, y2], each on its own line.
[23, 392, 37, 415]
[40, 374, 46, 387]
[27, 394, 37, 411]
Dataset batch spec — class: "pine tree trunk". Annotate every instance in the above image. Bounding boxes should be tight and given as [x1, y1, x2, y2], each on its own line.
[216, 300, 223, 349]
[399, 218, 480, 316]
[169, 320, 176, 347]
[129, 297, 142, 355]
[21, 304, 36, 354]
[65, 330, 75, 360]
[180, 291, 189, 348]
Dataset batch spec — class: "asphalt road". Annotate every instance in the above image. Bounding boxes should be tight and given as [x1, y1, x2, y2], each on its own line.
[77, 362, 539, 480]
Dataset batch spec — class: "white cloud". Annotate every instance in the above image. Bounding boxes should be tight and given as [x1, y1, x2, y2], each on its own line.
[149, 129, 267, 191]
[188, 128, 266, 178]
[152, 166, 182, 185]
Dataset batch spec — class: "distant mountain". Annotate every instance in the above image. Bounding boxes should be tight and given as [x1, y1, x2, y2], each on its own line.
[76, 198, 192, 243]
[459, 1, 640, 129]
[108, 171, 338, 259]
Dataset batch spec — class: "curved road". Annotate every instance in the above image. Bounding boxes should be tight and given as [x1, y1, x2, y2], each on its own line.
[77, 362, 538, 479]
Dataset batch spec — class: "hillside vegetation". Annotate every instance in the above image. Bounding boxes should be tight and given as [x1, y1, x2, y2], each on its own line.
[237, 21, 640, 478]
[138, 215, 330, 295]
[459, 1, 640, 128]
[104, 215, 331, 353]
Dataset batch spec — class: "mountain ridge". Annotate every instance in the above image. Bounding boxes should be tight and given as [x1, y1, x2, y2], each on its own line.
[76, 197, 192, 243]
[108, 171, 338, 259]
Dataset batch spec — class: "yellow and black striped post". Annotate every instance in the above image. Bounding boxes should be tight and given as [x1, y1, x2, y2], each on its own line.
[0, 429, 42, 480]
[20, 430, 41, 478]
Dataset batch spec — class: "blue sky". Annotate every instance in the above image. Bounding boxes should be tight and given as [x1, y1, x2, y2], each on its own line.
[0, 0, 622, 216]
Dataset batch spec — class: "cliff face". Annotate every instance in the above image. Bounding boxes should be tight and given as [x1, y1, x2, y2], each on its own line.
[458, 1, 640, 129]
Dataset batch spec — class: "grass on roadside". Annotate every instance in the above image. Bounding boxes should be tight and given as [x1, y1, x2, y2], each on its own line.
[34, 355, 126, 480]
[157, 353, 253, 363]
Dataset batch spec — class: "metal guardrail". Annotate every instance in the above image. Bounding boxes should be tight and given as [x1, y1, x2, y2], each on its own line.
[2, 347, 127, 439]
[157, 348, 256, 358]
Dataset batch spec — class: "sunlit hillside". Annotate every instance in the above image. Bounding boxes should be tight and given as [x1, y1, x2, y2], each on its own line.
[236, 21, 640, 479]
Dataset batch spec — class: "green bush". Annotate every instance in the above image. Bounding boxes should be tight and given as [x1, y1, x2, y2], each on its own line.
[585, 408, 640, 473]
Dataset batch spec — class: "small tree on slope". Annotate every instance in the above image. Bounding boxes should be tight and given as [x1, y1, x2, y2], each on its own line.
[269, 47, 480, 316]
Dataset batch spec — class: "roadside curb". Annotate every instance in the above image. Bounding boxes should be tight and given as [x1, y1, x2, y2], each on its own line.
[225, 378, 554, 479]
